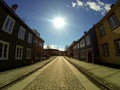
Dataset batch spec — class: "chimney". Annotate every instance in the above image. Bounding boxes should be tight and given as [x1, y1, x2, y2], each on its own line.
[110, 4, 114, 8]
[84, 31, 87, 35]
[11, 4, 18, 11]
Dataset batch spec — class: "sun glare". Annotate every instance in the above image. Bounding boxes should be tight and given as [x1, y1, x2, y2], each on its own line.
[53, 17, 65, 28]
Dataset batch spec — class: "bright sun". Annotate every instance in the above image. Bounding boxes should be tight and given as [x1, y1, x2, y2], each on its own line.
[53, 17, 65, 28]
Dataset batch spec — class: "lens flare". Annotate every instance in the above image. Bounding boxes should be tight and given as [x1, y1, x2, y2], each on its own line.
[53, 17, 65, 28]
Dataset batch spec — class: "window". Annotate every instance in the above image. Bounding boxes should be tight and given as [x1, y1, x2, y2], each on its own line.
[115, 40, 120, 56]
[82, 39, 85, 47]
[73, 45, 77, 50]
[86, 35, 90, 45]
[108, 14, 119, 30]
[26, 48, 31, 59]
[80, 51, 87, 59]
[16, 45, 23, 59]
[102, 44, 110, 57]
[34, 40, 37, 44]
[2, 15, 15, 34]
[77, 43, 79, 49]
[80, 41, 82, 48]
[39, 43, 43, 47]
[28, 33, 33, 44]
[0, 40, 9, 60]
[18, 26, 25, 40]
[99, 25, 106, 36]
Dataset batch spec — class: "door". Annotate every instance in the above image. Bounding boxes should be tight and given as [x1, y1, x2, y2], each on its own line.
[88, 50, 93, 63]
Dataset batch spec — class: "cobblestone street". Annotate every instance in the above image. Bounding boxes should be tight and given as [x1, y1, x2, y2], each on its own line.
[24, 57, 85, 90]
[5, 57, 100, 90]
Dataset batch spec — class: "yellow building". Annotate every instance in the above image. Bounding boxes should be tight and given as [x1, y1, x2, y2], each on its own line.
[95, 0, 120, 65]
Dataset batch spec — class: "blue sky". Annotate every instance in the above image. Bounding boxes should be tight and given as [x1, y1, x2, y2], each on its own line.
[4, 0, 116, 51]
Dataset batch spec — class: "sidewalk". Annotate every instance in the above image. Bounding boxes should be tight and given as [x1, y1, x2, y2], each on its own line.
[65, 57, 120, 90]
[0, 56, 56, 89]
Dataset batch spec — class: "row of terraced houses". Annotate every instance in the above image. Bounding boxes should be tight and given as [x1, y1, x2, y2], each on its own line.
[0, 1, 44, 71]
[66, 0, 120, 65]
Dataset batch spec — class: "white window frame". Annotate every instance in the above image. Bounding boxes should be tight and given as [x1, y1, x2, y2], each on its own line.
[0, 40, 9, 60]
[26, 48, 31, 59]
[2, 15, 15, 34]
[115, 40, 120, 56]
[18, 26, 26, 40]
[80, 41, 82, 48]
[15, 45, 23, 59]
[86, 35, 90, 46]
[99, 25, 106, 36]
[82, 39, 85, 47]
[77, 43, 79, 49]
[39, 42, 43, 47]
[102, 44, 110, 57]
[108, 14, 119, 30]
[28, 33, 33, 44]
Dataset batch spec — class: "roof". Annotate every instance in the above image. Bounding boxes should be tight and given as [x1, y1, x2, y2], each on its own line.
[0, 0, 45, 42]
[0, 0, 34, 34]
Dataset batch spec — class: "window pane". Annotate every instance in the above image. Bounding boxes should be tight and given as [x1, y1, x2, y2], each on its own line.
[115, 41, 120, 55]
[26, 49, 31, 59]
[21, 28, 23, 38]
[108, 18, 114, 29]
[102, 44, 110, 56]
[99, 25, 106, 36]
[112, 15, 119, 27]
[4, 18, 11, 31]
[18, 27, 25, 40]
[18, 28, 22, 39]
[16, 46, 23, 59]
[19, 48, 21, 58]
[3, 44, 8, 58]
[0, 43, 3, 58]
[108, 14, 119, 29]
[86, 35, 90, 45]
[3, 16, 15, 34]
[19, 48, 22, 58]
[16, 47, 19, 58]
[8, 20, 14, 33]
[28, 33, 33, 44]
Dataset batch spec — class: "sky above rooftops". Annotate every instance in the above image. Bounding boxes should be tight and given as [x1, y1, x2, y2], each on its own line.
[4, 0, 116, 51]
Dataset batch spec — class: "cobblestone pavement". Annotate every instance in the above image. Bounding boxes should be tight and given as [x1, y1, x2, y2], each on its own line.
[23, 57, 98, 90]
[5, 56, 100, 90]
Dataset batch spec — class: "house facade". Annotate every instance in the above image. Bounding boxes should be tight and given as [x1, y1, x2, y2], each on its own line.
[33, 30, 44, 62]
[43, 49, 60, 58]
[0, 1, 44, 71]
[95, 0, 120, 65]
[78, 27, 99, 63]
[66, 41, 78, 58]
[66, 27, 99, 63]
[72, 41, 79, 59]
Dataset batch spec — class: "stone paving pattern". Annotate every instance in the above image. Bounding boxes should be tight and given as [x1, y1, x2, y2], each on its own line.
[0, 56, 55, 89]
[24, 57, 85, 90]
[65, 57, 120, 90]
[5, 56, 100, 90]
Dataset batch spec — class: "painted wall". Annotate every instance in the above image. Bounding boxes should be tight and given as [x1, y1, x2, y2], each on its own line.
[95, 1, 120, 65]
